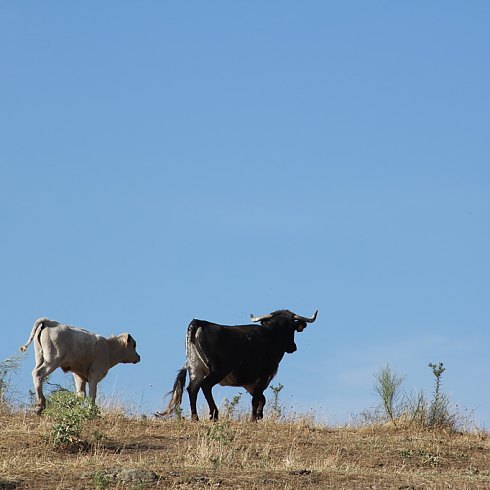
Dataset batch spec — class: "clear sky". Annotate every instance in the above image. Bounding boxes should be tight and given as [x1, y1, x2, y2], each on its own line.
[1, 2, 489, 428]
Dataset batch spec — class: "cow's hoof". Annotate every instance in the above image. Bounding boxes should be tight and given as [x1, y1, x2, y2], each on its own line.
[34, 406, 43, 416]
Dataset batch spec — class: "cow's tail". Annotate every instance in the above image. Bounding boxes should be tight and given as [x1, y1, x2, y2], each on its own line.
[157, 366, 188, 417]
[20, 318, 47, 352]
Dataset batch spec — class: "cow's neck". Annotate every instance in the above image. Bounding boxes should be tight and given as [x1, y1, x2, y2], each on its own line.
[107, 337, 125, 368]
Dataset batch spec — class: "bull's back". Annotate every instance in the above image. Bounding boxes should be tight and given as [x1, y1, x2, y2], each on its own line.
[188, 320, 276, 376]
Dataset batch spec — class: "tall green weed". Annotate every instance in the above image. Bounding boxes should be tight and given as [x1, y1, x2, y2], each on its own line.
[371, 362, 459, 431]
[43, 390, 100, 450]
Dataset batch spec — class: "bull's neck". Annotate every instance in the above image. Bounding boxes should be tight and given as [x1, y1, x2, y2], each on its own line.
[265, 324, 295, 357]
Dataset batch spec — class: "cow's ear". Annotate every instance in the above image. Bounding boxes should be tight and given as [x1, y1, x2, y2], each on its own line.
[123, 333, 130, 346]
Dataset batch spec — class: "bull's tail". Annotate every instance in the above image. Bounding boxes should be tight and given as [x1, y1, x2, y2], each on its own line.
[156, 366, 188, 417]
[20, 318, 47, 352]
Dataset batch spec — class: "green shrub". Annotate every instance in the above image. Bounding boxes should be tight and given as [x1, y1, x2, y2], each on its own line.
[427, 362, 456, 429]
[43, 390, 100, 450]
[223, 392, 242, 419]
[374, 364, 404, 426]
[206, 419, 236, 445]
[269, 383, 284, 419]
[93, 470, 110, 490]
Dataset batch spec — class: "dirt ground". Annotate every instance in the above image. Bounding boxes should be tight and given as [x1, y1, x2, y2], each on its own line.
[0, 412, 488, 489]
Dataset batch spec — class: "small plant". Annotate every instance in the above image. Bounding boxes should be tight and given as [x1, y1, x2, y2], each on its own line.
[194, 419, 238, 471]
[403, 388, 428, 426]
[399, 448, 441, 467]
[0, 354, 24, 412]
[173, 405, 184, 421]
[427, 362, 455, 429]
[206, 419, 235, 445]
[223, 392, 242, 419]
[374, 364, 404, 426]
[43, 390, 100, 450]
[399, 448, 414, 459]
[93, 470, 110, 490]
[269, 383, 284, 419]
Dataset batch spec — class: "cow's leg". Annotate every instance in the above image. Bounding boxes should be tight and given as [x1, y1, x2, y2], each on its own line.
[87, 380, 99, 403]
[32, 363, 57, 415]
[88, 375, 102, 403]
[87, 369, 105, 404]
[72, 374, 87, 397]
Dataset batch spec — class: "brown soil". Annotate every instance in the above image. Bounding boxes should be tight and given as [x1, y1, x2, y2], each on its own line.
[0, 412, 488, 489]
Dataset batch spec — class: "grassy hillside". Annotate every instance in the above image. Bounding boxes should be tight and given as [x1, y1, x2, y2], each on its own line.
[0, 410, 488, 489]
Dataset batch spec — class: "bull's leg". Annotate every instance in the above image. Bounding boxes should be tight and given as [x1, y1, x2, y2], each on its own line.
[32, 364, 57, 415]
[252, 393, 266, 421]
[248, 381, 268, 421]
[200, 373, 226, 421]
[72, 374, 87, 397]
[187, 378, 202, 421]
[201, 386, 218, 420]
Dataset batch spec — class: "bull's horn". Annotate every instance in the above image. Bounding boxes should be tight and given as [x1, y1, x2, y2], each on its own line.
[293, 310, 318, 323]
[250, 313, 273, 323]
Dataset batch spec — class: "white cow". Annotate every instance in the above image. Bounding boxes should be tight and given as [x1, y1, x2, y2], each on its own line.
[20, 317, 141, 414]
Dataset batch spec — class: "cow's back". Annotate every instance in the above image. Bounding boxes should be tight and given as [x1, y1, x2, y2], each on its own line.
[38, 323, 106, 374]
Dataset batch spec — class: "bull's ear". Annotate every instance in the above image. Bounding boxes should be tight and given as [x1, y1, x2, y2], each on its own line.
[122, 333, 130, 346]
[296, 321, 307, 332]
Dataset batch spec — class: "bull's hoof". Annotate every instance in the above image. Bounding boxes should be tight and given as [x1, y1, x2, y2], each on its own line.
[34, 405, 44, 416]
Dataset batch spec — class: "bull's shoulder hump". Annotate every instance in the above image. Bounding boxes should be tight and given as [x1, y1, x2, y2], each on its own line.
[222, 324, 262, 332]
[189, 319, 215, 327]
[189, 320, 259, 329]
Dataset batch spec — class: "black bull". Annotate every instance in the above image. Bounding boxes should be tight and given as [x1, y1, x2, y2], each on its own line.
[158, 309, 318, 421]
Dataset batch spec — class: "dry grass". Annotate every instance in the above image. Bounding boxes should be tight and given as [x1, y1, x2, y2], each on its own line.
[0, 410, 488, 489]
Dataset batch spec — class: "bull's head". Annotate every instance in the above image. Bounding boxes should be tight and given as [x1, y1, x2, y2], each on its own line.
[250, 309, 318, 354]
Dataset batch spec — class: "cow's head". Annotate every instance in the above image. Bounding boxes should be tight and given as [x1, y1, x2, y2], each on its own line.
[118, 333, 141, 364]
[250, 309, 318, 354]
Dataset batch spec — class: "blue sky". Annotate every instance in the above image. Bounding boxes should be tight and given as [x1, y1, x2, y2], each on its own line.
[1, 2, 489, 427]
